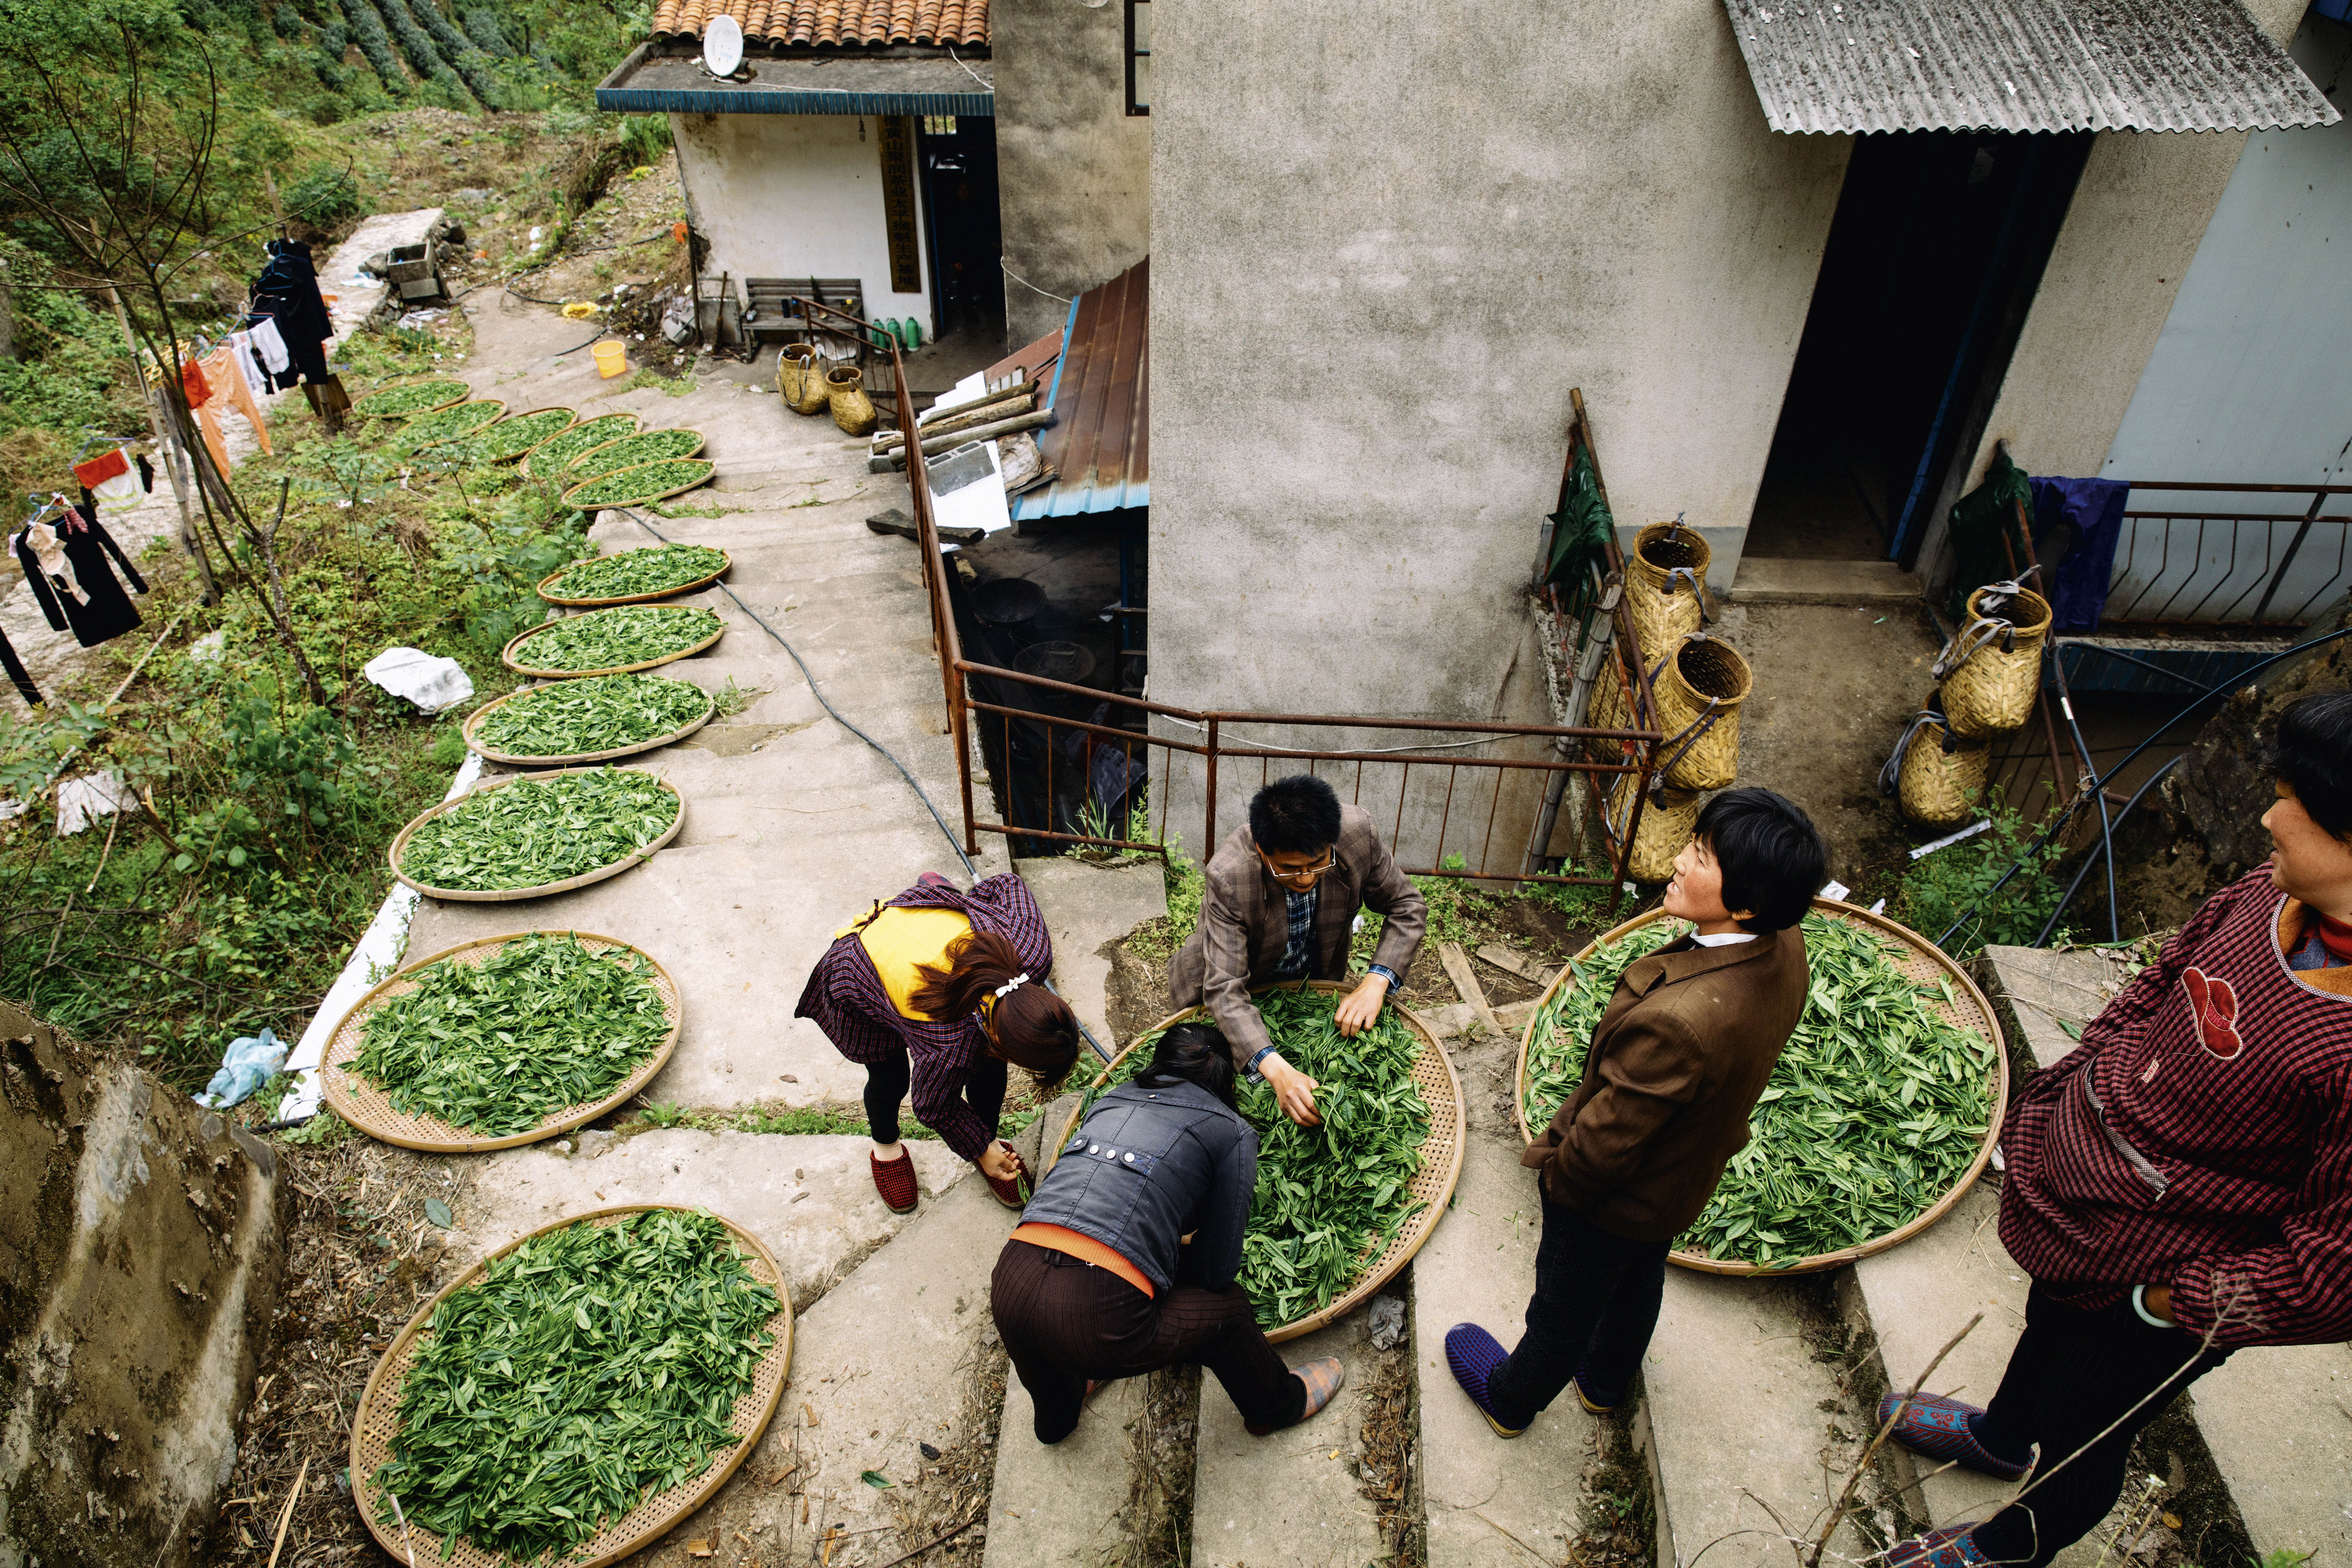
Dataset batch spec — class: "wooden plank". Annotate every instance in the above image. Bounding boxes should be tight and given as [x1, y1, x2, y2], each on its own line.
[1437, 941, 1504, 1040]
[1475, 942, 1549, 984]
[876, 117, 921, 295]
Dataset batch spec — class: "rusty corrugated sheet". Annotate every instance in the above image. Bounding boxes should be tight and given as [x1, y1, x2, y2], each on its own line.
[1722, 0, 2339, 133]
[1011, 258, 1147, 522]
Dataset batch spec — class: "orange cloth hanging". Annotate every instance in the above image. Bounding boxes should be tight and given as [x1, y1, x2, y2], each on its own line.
[196, 348, 273, 472]
[180, 357, 211, 407]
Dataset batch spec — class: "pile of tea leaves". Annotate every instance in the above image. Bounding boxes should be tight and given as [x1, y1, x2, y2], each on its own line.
[472, 674, 713, 760]
[396, 769, 680, 892]
[372, 1209, 779, 1563]
[352, 932, 671, 1134]
[561, 460, 716, 508]
[542, 544, 729, 603]
[510, 606, 722, 672]
[396, 399, 506, 450]
[471, 408, 578, 463]
[531, 413, 641, 471]
[564, 429, 706, 481]
[351, 379, 469, 419]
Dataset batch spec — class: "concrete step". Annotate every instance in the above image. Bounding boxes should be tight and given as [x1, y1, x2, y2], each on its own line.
[2190, 1344, 2352, 1561]
[1014, 856, 1170, 1055]
[983, 1372, 1152, 1566]
[1730, 557, 1924, 608]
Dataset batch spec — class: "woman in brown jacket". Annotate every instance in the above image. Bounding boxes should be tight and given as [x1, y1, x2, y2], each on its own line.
[1446, 788, 1825, 1435]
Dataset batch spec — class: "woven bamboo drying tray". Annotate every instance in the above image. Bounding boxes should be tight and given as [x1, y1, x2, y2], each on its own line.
[350, 1204, 790, 1568]
[1043, 980, 1464, 1344]
[398, 399, 507, 448]
[462, 681, 716, 767]
[476, 406, 578, 463]
[321, 931, 682, 1153]
[559, 458, 717, 510]
[387, 769, 688, 901]
[500, 612, 725, 678]
[520, 414, 643, 477]
[561, 430, 708, 482]
[536, 548, 734, 608]
[1513, 898, 2007, 1276]
[351, 377, 470, 420]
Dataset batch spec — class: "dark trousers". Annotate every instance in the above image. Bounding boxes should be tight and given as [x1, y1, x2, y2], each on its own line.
[1488, 1198, 1670, 1427]
[863, 1052, 1005, 1148]
[1969, 1283, 2231, 1566]
[990, 1240, 1303, 1444]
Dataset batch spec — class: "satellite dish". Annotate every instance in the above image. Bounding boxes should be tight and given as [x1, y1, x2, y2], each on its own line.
[702, 15, 744, 78]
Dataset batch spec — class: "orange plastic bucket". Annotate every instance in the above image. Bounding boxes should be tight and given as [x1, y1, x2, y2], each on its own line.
[592, 341, 628, 379]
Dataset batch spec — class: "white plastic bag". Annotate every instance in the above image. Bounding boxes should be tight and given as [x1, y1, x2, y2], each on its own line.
[195, 1027, 286, 1109]
[363, 646, 475, 714]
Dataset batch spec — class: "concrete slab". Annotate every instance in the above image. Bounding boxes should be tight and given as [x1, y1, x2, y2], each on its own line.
[1015, 856, 1171, 1050]
[450, 1129, 969, 1310]
[1413, 1038, 1594, 1568]
[1644, 1272, 1867, 1568]
[1191, 1308, 1386, 1568]
[2181, 1345, 2352, 1561]
[1730, 558, 1924, 608]
[983, 1369, 1149, 1567]
[1977, 946, 2140, 1072]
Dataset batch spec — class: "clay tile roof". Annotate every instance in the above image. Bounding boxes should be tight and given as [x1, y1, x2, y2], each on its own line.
[654, 0, 984, 45]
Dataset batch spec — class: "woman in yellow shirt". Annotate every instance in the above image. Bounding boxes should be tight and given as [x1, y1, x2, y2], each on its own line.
[797, 872, 1079, 1211]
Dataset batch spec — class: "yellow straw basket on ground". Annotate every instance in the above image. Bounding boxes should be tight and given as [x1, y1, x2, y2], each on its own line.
[1625, 520, 1712, 656]
[1650, 633, 1751, 791]
[778, 344, 826, 414]
[826, 364, 877, 435]
[1604, 774, 1698, 883]
[1936, 584, 2050, 738]
[1587, 653, 1631, 734]
[1895, 710, 1990, 827]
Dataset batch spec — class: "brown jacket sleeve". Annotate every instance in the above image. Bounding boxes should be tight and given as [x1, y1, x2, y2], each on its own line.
[1523, 998, 1707, 1211]
[1351, 813, 1427, 980]
[1196, 858, 1275, 1071]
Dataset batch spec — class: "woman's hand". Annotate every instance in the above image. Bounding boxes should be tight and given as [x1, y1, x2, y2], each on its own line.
[1335, 973, 1390, 1037]
[1261, 1052, 1322, 1126]
[979, 1140, 1024, 1185]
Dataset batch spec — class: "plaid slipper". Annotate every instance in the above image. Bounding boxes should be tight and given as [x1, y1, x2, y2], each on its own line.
[1888, 1525, 1992, 1568]
[1248, 1357, 1347, 1435]
[1875, 1392, 2031, 1482]
[1444, 1324, 1528, 1438]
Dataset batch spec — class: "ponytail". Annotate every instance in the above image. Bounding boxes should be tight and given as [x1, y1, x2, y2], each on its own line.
[1133, 1022, 1238, 1109]
[908, 930, 1080, 1088]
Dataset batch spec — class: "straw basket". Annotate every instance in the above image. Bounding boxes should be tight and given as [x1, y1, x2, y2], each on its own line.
[1041, 980, 1464, 1344]
[1649, 634, 1751, 791]
[1896, 715, 1990, 828]
[1603, 775, 1698, 884]
[320, 931, 682, 1153]
[387, 769, 688, 901]
[1587, 654, 1631, 736]
[826, 365, 877, 435]
[350, 1205, 790, 1568]
[1939, 586, 2051, 738]
[778, 343, 827, 414]
[501, 611, 724, 678]
[1513, 898, 2008, 1276]
[462, 681, 716, 767]
[1625, 521, 1712, 657]
[536, 548, 734, 608]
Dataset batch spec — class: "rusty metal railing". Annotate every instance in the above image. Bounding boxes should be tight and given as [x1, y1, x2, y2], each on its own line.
[2101, 480, 2352, 627]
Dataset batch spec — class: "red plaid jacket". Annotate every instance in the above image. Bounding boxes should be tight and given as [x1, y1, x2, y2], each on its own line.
[794, 874, 1052, 1162]
[1998, 867, 2352, 1347]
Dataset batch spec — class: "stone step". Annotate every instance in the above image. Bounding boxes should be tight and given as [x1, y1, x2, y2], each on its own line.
[984, 1370, 1152, 1566]
[1729, 557, 1924, 608]
[1014, 856, 1170, 1058]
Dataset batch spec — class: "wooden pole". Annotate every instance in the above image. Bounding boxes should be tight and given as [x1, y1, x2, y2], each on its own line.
[108, 287, 216, 602]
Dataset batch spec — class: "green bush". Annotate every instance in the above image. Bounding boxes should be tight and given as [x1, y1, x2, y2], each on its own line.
[1894, 793, 2068, 955]
[617, 112, 671, 164]
[285, 162, 365, 228]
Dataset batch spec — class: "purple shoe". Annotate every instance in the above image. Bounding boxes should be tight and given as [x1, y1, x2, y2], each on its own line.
[1888, 1525, 1992, 1568]
[1444, 1324, 1527, 1439]
[1875, 1392, 2031, 1482]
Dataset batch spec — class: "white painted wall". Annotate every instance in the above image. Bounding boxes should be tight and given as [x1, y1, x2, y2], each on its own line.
[669, 112, 933, 332]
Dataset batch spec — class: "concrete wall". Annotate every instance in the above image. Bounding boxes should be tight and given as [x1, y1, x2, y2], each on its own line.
[1925, 0, 2319, 590]
[993, 0, 1151, 347]
[0, 1003, 284, 1568]
[670, 112, 933, 333]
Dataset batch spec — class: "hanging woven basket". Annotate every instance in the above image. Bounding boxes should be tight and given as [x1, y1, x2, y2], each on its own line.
[1625, 520, 1712, 660]
[1896, 710, 1991, 827]
[1937, 584, 2050, 739]
[1604, 774, 1699, 884]
[1587, 652, 1631, 735]
[1649, 633, 1751, 791]
[778, 344, 827, 414]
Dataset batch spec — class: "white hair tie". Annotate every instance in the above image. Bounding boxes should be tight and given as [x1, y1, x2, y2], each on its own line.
[992, 973, 1030, 1001]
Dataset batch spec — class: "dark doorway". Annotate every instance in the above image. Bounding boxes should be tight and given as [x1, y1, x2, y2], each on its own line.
[916, 116, 1005, 342]
[1747, 130, 2094, 567]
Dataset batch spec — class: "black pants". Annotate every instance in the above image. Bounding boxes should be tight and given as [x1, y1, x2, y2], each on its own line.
[991, 1240, 1303, 1444]
[1969, 1283, 2231, 1566]
[863, 1052, 1005, 1147]
[1487, 1198, 1670, 1427]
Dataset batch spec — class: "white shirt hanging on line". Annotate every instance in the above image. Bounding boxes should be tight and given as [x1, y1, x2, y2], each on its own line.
[249, 315, 291, 374]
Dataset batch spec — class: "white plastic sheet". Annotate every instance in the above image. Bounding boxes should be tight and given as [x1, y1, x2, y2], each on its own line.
[362, 645, 475, 714]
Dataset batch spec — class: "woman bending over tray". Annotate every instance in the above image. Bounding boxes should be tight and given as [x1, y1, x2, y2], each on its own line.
[994, 1022, 1346, 1445]
[798, 871, 1080, 1212]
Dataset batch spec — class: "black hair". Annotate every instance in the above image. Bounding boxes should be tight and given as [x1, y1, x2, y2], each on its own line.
[910, 931, 1080, 1088]
[1249, 774, 1343, 856]
[1133, 1022, 1238, 1109]
[2267, 692, 2352, 841]
[1691, 786, 1826, 934]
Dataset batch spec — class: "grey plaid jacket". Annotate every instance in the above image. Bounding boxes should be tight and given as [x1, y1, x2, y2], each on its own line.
[1168, 805, 1427, 1071]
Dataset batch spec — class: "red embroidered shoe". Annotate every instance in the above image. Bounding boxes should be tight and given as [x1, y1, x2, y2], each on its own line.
[871, 1148, 919, 1214]
[983, 1141, 1032, 1210]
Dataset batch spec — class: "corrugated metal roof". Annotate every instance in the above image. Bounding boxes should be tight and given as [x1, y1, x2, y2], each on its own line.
[1722, 0, 2340, 133]
[650, 0, 987, 47]
[1011, 258, 1147, 523]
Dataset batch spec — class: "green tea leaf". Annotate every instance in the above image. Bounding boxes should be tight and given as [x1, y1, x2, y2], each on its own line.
[512, 606, 722, 672]
[397, 768, 680, 891]
[473, 674, 713, 760]
[542, 544, 730, 602]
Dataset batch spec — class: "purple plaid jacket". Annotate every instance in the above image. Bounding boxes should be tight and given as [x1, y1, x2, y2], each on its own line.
[794, 873, 1053, 1162]
[1998, 866, 2352, 1346]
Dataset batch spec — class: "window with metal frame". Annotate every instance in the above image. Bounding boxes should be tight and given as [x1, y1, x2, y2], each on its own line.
[1126, 0, 1149, 115]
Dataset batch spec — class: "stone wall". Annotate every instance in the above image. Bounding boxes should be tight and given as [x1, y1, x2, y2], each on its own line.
[0, 1002, 285, 1568]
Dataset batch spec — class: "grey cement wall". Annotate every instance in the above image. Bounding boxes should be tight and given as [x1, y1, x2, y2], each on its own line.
[1149, 0, 1848, 759]
[993, 0, 1151, 346]
[0, 1003, 284, 1568]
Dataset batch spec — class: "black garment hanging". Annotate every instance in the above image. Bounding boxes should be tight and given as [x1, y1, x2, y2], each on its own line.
[0, 626, 42, 708]
[15, 502, 147, 648]
[248, 239, 334, 387]
[135, 453, 154, 492]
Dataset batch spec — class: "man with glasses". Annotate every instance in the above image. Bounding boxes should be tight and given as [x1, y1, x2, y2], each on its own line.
[1170, 774, 1427, 1125]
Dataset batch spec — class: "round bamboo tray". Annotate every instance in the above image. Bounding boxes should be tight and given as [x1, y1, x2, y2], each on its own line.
[1512, 898, 2008, 1276]
[350, 1204, 790, 1568]
[560, 430, 708, 483]
[500, 612, 725, 678]
[462, 681, 716, 767]
[397, 399, 507, 449]
[387, 769, 687, 901]
[521, 414, 643, 478]
[351, 377, 471, 420]
[536, 548, 734, 608]
[559, 458, 718, 511]
[1043, 980, 1465, 1344]
[321, 931, 682, 1154]
[475, 406, 579, 463]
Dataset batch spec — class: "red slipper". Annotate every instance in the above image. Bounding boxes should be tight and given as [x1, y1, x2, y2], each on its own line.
[982, 1141, 1031, 1210]
[871, 1148, 919, 1214]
